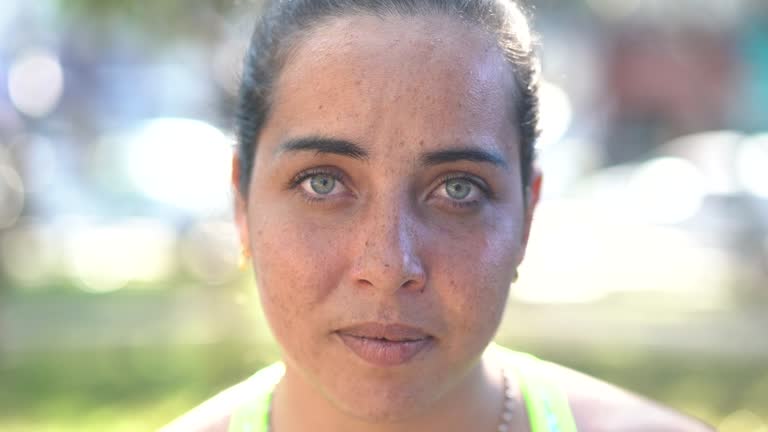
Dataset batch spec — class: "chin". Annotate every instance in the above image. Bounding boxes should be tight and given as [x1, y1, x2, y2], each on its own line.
[332, 386, 434, 423]
[320, 366, 448, 424]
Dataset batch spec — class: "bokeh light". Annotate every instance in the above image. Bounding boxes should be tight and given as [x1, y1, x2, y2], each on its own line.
[124, 118, 233, 214]
[65, 219, 177, 293]
[626, 157, 707, 225]
[537, 80, 573, 149]
[7, 49, 64, 118]
[514, 199, 729, 305]
[738, 133, 768, 198]
[661, 130, 745, 195]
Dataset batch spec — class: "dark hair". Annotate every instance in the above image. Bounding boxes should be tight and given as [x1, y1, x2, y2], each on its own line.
[236, 0, 540, 198]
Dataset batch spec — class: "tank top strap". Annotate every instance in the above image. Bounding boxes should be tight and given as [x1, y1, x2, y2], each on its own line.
[228, 362, 284, 432]
[490, 343, 579, 432]
[229, 347, 578, 432]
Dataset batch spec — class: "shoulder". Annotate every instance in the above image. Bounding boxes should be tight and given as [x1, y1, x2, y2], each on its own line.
[539, 359, 715, 432]
[160, 362, 284, 432]
[158, 379, 249, 432]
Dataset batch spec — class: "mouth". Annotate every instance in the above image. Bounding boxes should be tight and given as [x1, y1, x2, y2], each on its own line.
[335, 323, 434, 367]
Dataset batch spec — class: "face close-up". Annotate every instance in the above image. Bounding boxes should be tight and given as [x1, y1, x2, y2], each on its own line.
[235, 13, 540, 423]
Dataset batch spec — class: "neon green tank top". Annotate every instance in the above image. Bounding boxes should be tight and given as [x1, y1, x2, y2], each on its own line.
[228, 344, 578, 432]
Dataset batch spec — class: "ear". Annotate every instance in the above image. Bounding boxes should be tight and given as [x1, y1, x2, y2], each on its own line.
[517, 164, 542, 264]
[232, 154, 251, 257]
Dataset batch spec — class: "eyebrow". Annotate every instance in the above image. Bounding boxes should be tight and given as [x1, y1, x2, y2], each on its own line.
[276, 137, 369, 161]
[276, 136, 508, 169]
[421, 147, 509, 169]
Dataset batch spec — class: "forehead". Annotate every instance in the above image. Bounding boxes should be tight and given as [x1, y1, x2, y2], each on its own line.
[258, 14, 519, 162]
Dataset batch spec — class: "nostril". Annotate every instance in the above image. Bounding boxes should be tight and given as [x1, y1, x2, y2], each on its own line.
[402, 278, 426, 293]
[356, 278, 374, 288]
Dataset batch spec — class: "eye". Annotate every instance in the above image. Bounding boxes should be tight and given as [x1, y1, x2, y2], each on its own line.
[431, 174, 490, 209]
[289, 167, 351, 202]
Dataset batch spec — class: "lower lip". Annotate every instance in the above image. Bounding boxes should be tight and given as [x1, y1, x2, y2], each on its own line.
[336, 333, 433, 367]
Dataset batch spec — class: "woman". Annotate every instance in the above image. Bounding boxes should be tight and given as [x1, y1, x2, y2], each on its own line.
[164, 0, 714, 430]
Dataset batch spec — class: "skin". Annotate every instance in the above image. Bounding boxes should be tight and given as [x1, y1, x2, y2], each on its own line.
[239, 14, 534, 432]
[162, 13, 715, 432]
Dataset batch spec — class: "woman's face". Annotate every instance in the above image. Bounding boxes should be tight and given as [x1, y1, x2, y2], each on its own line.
[235, 14, 541, 421]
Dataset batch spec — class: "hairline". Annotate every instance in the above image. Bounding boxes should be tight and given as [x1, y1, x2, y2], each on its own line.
[250, 11, 529, 178]
[238, 3, 538, 208]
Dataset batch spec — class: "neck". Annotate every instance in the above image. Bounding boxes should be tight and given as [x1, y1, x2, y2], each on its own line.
[271, 354, 505, 432]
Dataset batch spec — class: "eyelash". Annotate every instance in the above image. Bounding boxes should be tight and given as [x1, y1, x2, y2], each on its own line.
[287, 168, 492, 209]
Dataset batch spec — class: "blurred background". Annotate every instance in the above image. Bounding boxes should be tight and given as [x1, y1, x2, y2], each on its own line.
[0, 0, 766, 430]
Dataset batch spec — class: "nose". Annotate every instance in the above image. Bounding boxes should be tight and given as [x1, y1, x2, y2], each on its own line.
[350, 200, 427, 294]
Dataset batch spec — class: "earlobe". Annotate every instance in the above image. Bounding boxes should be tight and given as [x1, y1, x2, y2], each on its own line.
[238, 246, 252, 270]
[527, 166, 543, 212]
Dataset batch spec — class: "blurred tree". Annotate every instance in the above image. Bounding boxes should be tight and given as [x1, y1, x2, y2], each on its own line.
[52, 0, 249, 44]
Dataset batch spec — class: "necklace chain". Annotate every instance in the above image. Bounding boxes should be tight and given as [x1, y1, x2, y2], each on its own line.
[267, 367, 515, 432]
[497, 367, 516, 432]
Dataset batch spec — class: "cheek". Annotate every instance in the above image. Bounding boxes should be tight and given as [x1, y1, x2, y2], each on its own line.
[430, 220, 520, 335]
[248, 213, 347, 332]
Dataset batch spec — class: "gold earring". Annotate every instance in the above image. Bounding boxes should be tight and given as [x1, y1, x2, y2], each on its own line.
[512, 270, 519, 284]
[238, 247, 251, 271]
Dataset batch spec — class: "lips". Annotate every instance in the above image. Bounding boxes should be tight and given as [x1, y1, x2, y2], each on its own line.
[335, 323, 434, 366]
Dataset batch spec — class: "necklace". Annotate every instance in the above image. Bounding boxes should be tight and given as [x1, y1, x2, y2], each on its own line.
[267, 367, 516, 432]
[497, 367, 517, 432]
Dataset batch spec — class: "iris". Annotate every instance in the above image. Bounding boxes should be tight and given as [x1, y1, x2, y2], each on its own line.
[445, 178, 472, 200]
[309, 174, 336, 195]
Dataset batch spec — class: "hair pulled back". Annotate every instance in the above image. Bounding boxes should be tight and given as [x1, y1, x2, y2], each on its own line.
[236, 0, 540, 196]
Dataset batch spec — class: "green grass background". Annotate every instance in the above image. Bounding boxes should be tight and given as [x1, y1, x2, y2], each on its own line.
[2, 340, 765, 431]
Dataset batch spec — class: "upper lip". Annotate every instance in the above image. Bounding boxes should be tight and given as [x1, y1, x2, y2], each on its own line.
[336, 322, 432, 342]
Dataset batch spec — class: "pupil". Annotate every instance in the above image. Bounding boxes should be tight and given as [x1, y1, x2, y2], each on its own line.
[446, 179, 471, 200]
[310, 175, 335, 194]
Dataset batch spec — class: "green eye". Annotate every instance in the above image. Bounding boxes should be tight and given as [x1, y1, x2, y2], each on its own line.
[445, 178, 472, 200]
[309, 174, 336, 195]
